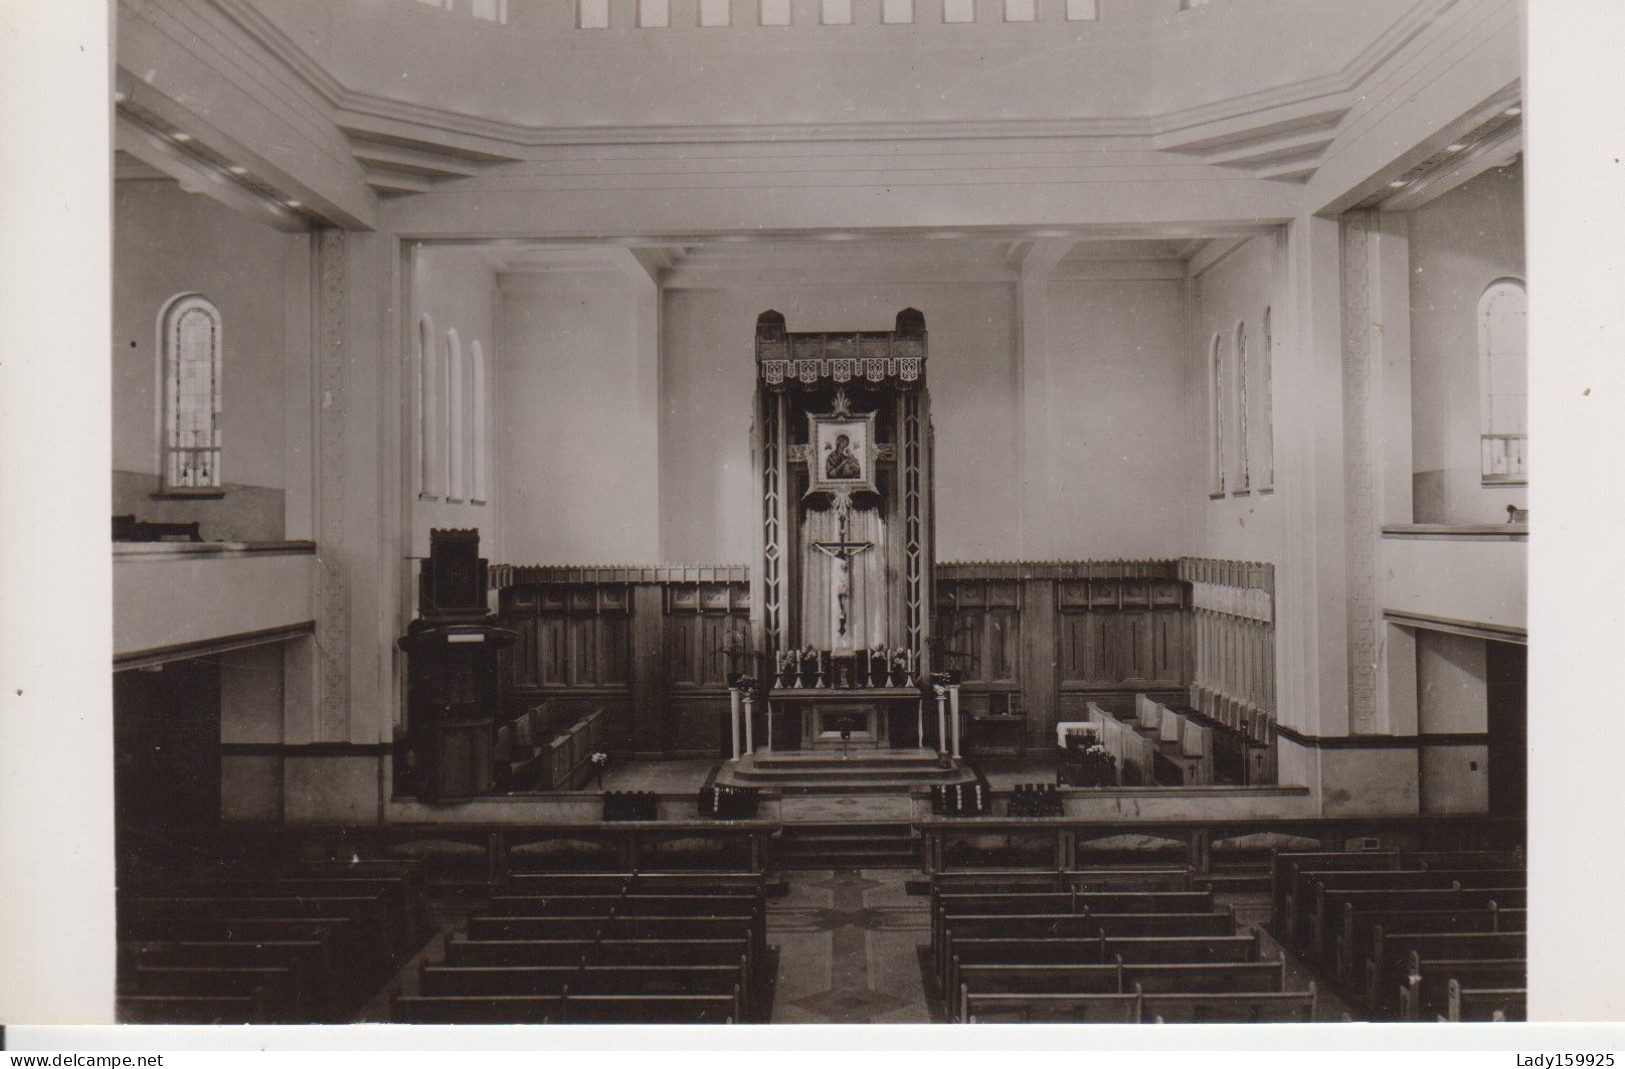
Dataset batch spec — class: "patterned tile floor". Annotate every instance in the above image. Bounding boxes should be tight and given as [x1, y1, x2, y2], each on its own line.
[768, 869, 932, 1023]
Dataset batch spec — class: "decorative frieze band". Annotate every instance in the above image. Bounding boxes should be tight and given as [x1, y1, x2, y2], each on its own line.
[492, 563, 750, 587]
[755, 308, 927, 390]
[938, 559, 1182, 581]
[1190, 582, 1273, 625]
[760, 355, 922, 387]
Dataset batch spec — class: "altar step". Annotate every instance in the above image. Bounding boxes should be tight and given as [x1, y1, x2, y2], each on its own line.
[776, 822, 920, 870]
[716, 749, 977, 793]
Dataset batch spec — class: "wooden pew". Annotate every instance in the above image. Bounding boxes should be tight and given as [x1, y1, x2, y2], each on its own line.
[1090, 911, 1237, 939]
[1273, 851, 1399, 942]
[121, 893, 394, 966]
[561, 992, 740, 1024]
[1127, 959, 1285, 995]
[129, 939, 338, 1020]
[1075, 891, 1214, 914]
[117, 993, 270, 1025]
[1310, 884, 1526, 957]
[1398, 957, 1526, 1022]
[1448, 980, 1527, 1022]
[119, 916, 366, 996]
[393, 994, 564, 1024]
[593, 938, 757, 968]
[1366, 930, 1527, 1019]
[1334, 906, 1506, 988]
[127, 964, 303, 1020]
[1143, 984, 1317, 1024]
[480, 895, 621, 916]
[442, 938, 594, 968]
[1106, 934, 1261, 964]
[505, 875, 630, 895]
[467, 916, 608, 941]
[419, 965, 579, 996]
[609, 895, 761, 918]
[954, 961, 1285, 1022]
[130, 875, 420, 951]
[1404, 851, 1524, 871]
[962, 991, 1141, 1024]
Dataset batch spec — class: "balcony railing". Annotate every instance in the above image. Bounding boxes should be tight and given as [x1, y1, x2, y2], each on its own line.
[1481, 433, 1527, 482]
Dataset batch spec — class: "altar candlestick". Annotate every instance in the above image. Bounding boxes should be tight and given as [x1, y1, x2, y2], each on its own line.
[728, 686, 742, 761]
[934, 685, 948, 760]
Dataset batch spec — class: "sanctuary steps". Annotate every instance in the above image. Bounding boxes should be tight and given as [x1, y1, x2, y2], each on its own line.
[716, 748, 977, 794]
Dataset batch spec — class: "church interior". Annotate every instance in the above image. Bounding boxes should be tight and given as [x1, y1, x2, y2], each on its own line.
[94, 0, 1534, 1026]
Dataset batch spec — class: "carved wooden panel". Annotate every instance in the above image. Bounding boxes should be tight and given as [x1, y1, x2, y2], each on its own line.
[934, 579, 1020, 685]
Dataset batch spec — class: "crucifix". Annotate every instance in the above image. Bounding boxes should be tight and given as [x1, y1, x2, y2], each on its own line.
[811, 489, 874, 646]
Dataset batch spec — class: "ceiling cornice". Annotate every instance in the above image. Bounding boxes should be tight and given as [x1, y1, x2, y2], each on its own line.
[167, 0, 1479, 200]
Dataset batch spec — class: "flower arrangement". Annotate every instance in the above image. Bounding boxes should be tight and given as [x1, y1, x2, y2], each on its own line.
[1062, 743, 1118, 788]
[590, 750, 609, 787]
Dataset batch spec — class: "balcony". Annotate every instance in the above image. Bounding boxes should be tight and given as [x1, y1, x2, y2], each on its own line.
[113, 541, 317, 666]
[1379, 524, 1527, 639]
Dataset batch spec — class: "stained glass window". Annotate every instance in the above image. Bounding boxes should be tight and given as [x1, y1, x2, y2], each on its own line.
[160, 294, 223, 492]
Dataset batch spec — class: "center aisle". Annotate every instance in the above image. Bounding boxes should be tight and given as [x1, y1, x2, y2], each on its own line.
[767, 869, 933, 1023]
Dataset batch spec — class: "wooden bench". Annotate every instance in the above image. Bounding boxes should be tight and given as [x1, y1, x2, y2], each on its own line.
[393, 994, 564, 1024]
[1143, 985, 1317, 1024]
[1366, 930, 1527, 1019]
[954, 960, 1285, 1022]
[1335, 905, 1510, 988]
[467, 916, 608, 941]
[931, 868, 1195, 893]
[962, 991, 1141, 1023]
[1273, 851, 1400, 942]
[420, 964, 578, 996]
[558, 992, 740, 1024]
[119, 916, 367, 996]
[128, 939, 338, 1020]
[121, 893, 394, 966]
[441, 938, 594, 968]
[127, 964, 302, 1019]
[117, 993, 270, 1025]
[1398, 956, 1526, 1022]
[131, 875, 420, 951]
[1448, 980, 1527, 1022]
[1106, 934, 1261, 964]
[1311, 884, 1525, 957]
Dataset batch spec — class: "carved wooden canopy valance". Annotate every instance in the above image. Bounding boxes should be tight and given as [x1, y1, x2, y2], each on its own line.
[755, 308, 927, 389]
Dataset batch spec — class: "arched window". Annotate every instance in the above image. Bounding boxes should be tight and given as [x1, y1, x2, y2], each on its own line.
[418, 314, 442, 499]
[1479, 278, 1527, 481]
[446, 329, 466, 502]
[1259, 307, 1275, 490]
[159, 294, 223, 493]
[1235, 321, 1250, 492]
[1209, 333, 1226, 495]
[471, 340, 489, 505]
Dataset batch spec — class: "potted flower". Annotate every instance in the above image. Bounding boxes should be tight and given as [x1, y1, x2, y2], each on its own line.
[590, 750, 610, 789]
[1063, 744, 1118, 788]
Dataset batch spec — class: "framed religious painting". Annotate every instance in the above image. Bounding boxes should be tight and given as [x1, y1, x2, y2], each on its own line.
[806, 409, 879, 497]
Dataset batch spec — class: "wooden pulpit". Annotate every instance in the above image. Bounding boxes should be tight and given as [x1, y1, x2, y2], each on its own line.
[398, 529, 516, 801]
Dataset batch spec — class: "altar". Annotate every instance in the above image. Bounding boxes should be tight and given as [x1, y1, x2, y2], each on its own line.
[733, 309, 963, 773]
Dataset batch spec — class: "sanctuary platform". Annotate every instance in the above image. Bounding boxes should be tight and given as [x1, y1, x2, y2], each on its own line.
[714, 747, 978, 794]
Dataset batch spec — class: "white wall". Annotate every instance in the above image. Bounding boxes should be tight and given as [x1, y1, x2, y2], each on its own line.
[411, 247, 501, 562]
[1415, 629, 1491, 814]
[1189, 234, 1283, 563]
[113, 180, 304, 539]
[1409, 162, 1526, 524]
[497, 270, 660, 564]
[660, 283, 1023, 564]
[490, 269, 1196, 566]
[1042, 277, 1195, 558]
